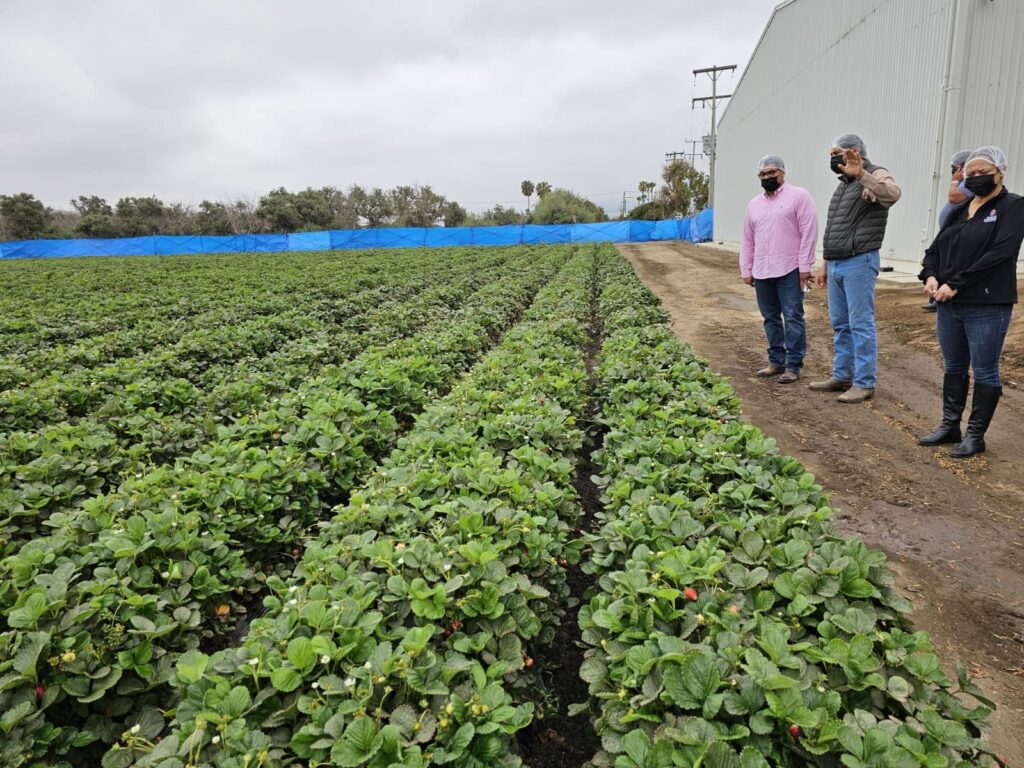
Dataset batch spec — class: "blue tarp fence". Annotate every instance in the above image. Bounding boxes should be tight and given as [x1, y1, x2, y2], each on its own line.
[0, 209, 712, 259]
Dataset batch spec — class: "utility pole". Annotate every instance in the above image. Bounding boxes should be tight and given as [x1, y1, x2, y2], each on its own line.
[692, 64, 736, 208]
[620, 191, 634, 219]
[684, 139, 702, 168]
[664, 151, 687, 165]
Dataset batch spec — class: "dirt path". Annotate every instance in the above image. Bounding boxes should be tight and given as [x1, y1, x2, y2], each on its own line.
[619, 241, 1024, 761]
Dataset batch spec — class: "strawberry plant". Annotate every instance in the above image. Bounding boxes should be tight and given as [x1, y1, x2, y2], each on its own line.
[575, 247, 1000, 768]
[130, 247, 601, 768]
[0, 246, 571, 765]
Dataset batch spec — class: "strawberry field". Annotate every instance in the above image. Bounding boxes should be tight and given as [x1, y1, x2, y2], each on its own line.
[0, 245, 1004, 768]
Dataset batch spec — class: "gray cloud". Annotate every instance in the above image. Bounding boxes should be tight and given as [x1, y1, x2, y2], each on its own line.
[0, 0, 775, 212]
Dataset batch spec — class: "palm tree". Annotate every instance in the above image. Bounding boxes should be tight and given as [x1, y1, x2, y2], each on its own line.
[638, 180, 657, 205]
[521, 180, 535, 213]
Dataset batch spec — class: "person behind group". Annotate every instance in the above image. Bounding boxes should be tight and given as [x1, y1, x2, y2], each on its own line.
[809, 133, 901, 402]
[918, 146, 1024, 457]
[923, 149, 975, 312]
[739, 154, 818, 383]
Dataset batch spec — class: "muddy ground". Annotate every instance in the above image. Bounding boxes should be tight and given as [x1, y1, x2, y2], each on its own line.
[618, 241, 1024, 761]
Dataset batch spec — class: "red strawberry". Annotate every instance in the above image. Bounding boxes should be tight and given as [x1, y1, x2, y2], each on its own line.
[996, 756, 1008, 767]
[684, 587, 699, 601]
[525, 657, 535, 668]
[788, 724, 801, 739]
[538, 397, 545, 404]
[559, 558, 569, 568]
[34, 686, 45, 702]
[450, 619, 462, 631]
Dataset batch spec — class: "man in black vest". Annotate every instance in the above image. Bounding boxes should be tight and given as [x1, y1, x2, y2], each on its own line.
[810, 133, 901, 403]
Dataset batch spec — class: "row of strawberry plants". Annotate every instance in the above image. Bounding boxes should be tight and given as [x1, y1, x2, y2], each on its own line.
[575, 247, 997, 767]
[128, 247, 602, 768]
[0, 248, 513, 430]
[0, 251, 374, 379]
[0, 248, 406, 360]
[0, 248, 530, 540]
[1, 248, 556, 562]
[0, 248, 571, 767]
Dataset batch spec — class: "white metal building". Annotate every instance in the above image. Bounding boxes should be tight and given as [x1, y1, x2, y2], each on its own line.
[714, 0, 1024, 272]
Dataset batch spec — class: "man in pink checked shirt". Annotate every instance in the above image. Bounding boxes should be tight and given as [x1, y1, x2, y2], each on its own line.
[740, 154, 819, 384]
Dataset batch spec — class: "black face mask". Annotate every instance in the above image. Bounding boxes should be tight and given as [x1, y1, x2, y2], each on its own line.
[964, 173, 998, 197]
[830, 155, 845, 174]
[760, 177, 780, 192]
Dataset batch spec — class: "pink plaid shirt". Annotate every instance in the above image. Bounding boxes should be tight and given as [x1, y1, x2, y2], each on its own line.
[740, 183, 818, 279]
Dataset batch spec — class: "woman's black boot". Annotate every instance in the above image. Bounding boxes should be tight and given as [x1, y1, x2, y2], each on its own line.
[950, 383, 1002, 458]
[918, 373, 969, 446]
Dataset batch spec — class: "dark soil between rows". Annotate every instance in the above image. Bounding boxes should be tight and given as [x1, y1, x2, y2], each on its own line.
[515, 276, 605, 768]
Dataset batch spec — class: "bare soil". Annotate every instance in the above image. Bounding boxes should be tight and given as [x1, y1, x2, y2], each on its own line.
[516, 272, 604, 768]
[618, 241, 1024, 762]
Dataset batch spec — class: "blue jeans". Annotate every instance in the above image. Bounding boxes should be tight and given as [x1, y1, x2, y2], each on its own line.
[936, 302, 1013, 386]
[753, 269, 806, 371]
[827, 251, 880, 388]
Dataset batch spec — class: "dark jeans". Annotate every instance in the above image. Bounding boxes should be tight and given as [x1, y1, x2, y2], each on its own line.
[753, 269, 806, 371]
[936, 302, 1013, 386]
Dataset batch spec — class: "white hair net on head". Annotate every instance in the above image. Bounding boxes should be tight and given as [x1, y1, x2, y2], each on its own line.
[757, 154, 785, 172]
[831, 133, 867, 156]
[966, 146, 1008, 172]
[950, 150, 972, 167]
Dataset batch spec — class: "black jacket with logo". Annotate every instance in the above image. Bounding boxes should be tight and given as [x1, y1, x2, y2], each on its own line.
[919, 188, 1024, 305]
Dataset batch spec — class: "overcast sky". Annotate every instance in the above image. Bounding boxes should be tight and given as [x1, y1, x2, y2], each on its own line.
[1, 0, 777, 213]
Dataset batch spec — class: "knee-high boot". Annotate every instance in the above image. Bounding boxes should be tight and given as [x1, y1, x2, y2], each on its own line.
[950, 383, 1002, 458]
[918, 373, 970, 446]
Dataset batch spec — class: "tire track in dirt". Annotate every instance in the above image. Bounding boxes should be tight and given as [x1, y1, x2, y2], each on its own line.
[618, 241, 1024, 761]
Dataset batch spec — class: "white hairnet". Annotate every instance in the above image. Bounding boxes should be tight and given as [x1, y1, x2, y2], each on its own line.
[831, 133, 867, 156]
[757, 154, 786, 172]
[966, 146, 1008, 172]
[950, 150, 972, 167]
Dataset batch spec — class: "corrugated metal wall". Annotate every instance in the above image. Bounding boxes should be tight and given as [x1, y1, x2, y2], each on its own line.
[957, 1, 1024, 186]
[715, 0, 1024, 272]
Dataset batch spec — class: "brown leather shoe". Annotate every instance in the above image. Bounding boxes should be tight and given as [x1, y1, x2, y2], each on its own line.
[757, 364, 785, 377]
[808, 377, 852, 391]
[837, 386, 874, 403]
[777, 370, 800, 384]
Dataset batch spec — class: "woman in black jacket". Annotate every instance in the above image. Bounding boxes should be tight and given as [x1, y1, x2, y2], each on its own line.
[918, 146, 1024, 458]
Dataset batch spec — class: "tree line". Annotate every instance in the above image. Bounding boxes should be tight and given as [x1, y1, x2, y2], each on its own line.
[0, 164, 708, 241]
[0, 185, 468, 242]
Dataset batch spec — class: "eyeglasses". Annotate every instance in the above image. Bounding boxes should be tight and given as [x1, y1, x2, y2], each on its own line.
[757, 170, 781, 178]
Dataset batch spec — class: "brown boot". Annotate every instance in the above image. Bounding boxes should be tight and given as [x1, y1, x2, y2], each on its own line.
[808, 377, 852, 391]
[837, 386, 874, 403]
[757, 364, 785, 377]
[777, 370, 800, 384]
